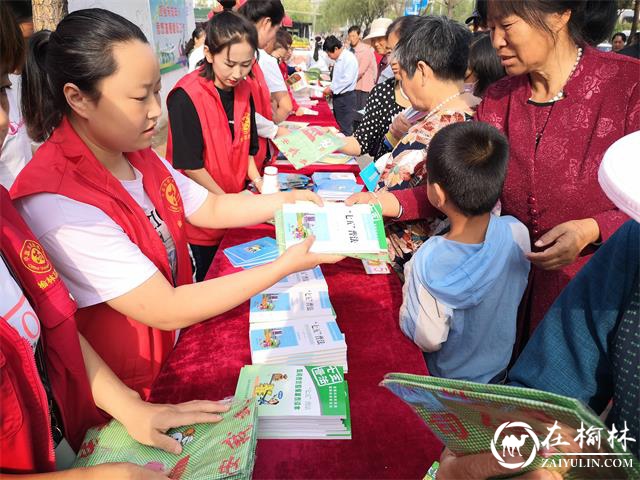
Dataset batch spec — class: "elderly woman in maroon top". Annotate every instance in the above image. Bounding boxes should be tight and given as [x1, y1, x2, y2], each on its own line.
[348, 0, 640, 350]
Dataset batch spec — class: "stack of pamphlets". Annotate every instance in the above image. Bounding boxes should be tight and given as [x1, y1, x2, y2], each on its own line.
[381, 374, 640, 479]
[223, 237, 279, 269]
[275, 202, 389, 262]
[249, 287, 336, 324]
[278, 173, 310, 191]
[266, 266, 327, 292]
[273, 127, 345, 170]
[249, 316, 347, 371]
[235, 365, 352, 439]
[312, 172, 363, 201]
[72, 398, 260, 479]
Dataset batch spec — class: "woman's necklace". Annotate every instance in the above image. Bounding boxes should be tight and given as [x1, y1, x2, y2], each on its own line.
[530, 46, 583, 103]
[424, 91, 464, 122]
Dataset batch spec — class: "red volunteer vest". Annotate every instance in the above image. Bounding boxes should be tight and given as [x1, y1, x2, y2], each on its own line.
[167, 69, 252, 246]
[248, 60, 273, 168]
[0, 187, 105, 473]
[11, 118, 193, 399]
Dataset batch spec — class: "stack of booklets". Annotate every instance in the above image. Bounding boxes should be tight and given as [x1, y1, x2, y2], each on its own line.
[235, 365, 352, 439]
[273, 127, 345, 170]
[72, 398, 260, 479]
[275, 202, 389, 262]
[248, 288, 347, 370]
[223, 237, 279, 269]
[381, 374, 640, 480]
[278, 173, 310, 191]
[312, 172, 363, 201]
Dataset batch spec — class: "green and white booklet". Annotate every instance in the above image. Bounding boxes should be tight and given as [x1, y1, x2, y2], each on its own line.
[275, 202, 389, 262]
[235, 365, 351, 439]
[273, 126, 345, 170]
[71, 398, 259, 479]
[381, 374, 639, 479]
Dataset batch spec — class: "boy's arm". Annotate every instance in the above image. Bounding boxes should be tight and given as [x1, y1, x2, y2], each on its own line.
[399, 257, 451, 352]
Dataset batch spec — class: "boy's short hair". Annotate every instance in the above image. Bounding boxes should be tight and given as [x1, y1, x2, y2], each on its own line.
[323, 35, 342, 53]
[426, 121, 509, 216]
[348, 25, 361, 35]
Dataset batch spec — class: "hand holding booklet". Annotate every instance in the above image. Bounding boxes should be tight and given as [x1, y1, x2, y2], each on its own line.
[381, 374, 639, 480]
[274, 202, 389, 262]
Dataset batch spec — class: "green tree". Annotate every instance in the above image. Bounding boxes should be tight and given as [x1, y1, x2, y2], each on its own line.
[283, 0, 314, 23]
[318, 0, 388, 32]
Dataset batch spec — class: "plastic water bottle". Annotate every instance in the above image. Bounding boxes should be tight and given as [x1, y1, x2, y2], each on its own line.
[261, 166, 279, 194]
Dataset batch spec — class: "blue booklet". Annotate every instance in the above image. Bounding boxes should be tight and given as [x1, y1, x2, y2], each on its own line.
[359, 161, 381, 192]
[223, 237, 279, 268]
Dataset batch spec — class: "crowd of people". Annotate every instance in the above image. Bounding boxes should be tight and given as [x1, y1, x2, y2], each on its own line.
[0, 0, 638, 477]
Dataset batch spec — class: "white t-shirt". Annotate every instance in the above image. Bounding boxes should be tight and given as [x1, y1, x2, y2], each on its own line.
[0, 255, 41, 352]
[16, 158, 208, 308]
[0, 74, 33, 189]
[188, 45, 205, 73]
[257, 49, 287, 93]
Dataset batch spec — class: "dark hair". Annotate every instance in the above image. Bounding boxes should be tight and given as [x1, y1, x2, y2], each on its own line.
[21, 9, 147, 142]
[612, 32, 627, 43]
[201, 6, 259, 81]
[238, 0, 285, 26]
[184, 26, 205, 59]
[395, 16, 471, 81]
[6, 1, 32, 24]
[387, 15, 422, 41]
[427, 121, 509, 216]
[486, 0, 617, 46]
[313, 36, 323, 61]
[348, 25, 361, 35]
[468, 32, 505, 97]
[274, 28, 293, 50]
[0, 2, 25, 74]
[323, 35, 342, 53]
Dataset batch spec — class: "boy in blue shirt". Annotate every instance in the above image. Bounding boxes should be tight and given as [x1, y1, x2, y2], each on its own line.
[400, 121, 530, 383]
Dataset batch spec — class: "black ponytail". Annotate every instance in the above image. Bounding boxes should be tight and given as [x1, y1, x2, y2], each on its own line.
[21, 8, 147, 142]
[313, 36, 322, 62]
[185, 26, 205, 59]
[487, 0, 617, 47]
[238, 0, 285, 26]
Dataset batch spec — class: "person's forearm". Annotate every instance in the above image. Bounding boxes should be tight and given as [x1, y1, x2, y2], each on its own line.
[108, 259, 291, 330]
[188, 190, 299, 230]
[272, 92, 293, 123]
[185, 168, 225, 195]
[78, 335, 141, 421]
[338, 136, 362, 156]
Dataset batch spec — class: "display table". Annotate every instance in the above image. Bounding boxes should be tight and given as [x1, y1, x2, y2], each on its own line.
[150, 224, 442, 479]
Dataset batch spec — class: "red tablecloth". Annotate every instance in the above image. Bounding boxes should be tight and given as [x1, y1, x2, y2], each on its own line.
[150, 225, 442, 479]
[274, 99, 360, 176]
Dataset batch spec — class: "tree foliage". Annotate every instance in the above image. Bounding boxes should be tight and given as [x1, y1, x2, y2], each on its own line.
[318, 0, 390, 32]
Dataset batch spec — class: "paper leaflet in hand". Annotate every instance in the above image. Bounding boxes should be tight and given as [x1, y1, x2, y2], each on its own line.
[274, 201, 389, 262]
[273, 127, 345, 170]
[359, 161, 382, 192]
[381, 374, 640, 480]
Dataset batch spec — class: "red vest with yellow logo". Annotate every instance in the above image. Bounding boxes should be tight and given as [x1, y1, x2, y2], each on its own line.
[248, 60, 273, 169]
[166, 69, 252, 246]
[1, 187, 105, 472]
[11, 118, 193, 398]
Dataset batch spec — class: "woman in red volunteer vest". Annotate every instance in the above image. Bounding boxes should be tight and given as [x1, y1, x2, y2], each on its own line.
[166, 5, 261, 281]
[0, 7, 230, 476]
[238, 0, 288, 170]
[11, 9, 340, 400]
